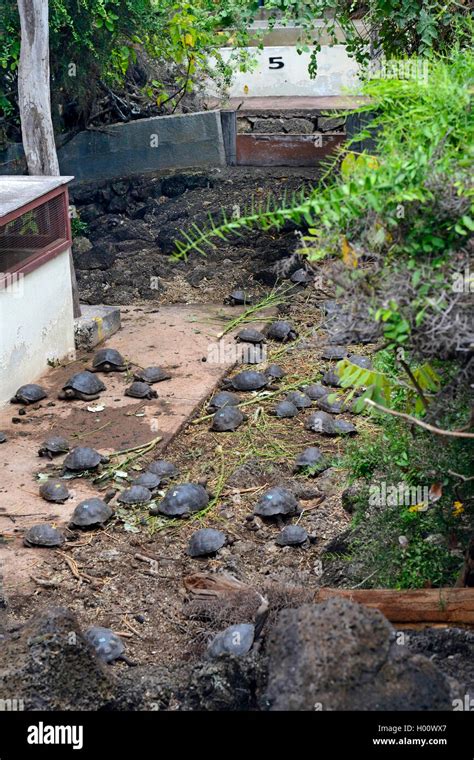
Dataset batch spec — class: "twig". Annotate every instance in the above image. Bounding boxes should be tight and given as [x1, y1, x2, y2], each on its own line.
[448, 471, 474, 482]
[364, 399, 474, 438]
[31, 576, 58, 588]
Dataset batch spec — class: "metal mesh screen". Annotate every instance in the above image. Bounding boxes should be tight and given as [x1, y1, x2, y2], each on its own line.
[0, 193, 69, 273]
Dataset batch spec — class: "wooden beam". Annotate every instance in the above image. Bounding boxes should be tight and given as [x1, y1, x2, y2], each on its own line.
[314, 587, 474, 625]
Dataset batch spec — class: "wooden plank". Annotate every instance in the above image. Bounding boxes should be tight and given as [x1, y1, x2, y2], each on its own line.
[236, 132, 344, 166]
[314, 588, 474, 625]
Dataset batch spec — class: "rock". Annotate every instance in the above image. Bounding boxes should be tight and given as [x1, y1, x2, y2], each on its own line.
[264, 598, 453, 711]
[341, 484, 361, 514]
[108, 196, 128, 214]
[318, 115, 346, 132]
[74, 243, 116, 271]
[72, 236, 92, 256]
[252, 118, 286, 133]
[0, 607, 114, 710]
[162, 176, 187, 197]
[283, 118, 315, 134]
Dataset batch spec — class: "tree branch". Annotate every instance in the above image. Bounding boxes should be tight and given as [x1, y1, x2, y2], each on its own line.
[364, 399, 474, 438]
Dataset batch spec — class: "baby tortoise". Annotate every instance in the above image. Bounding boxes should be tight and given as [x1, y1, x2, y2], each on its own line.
[264, 364, 285, 380]
[300, 383, 328, 401]
[59, 371, 106, 401]
[124, 381, 158, 399]
[207, 623, 255, 659]
[0, 433, 7, 444]
[187, 528, 226, 557]
[305, 411, 356, 436]
[321, 345, 348, 361]
[211, 406, 246, 432]
[270, 400, 299, 419]
[133, 366, 171, 384]
[92, 348, 127, 372]
[71, 498, 113, 528]
[39, 479, 70, 503]
[63, 446, 108, 472]
[11, 384, 47, 405]
[207, 391, 239, 413]
[151, 483, 209, 517]
[254, 487, 299, 518]
[24, 523, 65, 548]
[84, 626, 135, 665]
[227, 289, 252, 306]
[147, 459, 179, 480]
[38, 435, 70, 459]
[235, 328, 266, 345]
[276, 524, 308, 546]
[285, 391, 312, 409]
[294, 447, 328, 474]
[266, 320, 298, 342]
[222, 370, 268, 392]
[132, 471, 161, 491]
[117, 485, 152, 505]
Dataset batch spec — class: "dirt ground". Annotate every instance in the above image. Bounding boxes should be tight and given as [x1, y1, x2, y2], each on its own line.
[1, 283, 379, 669]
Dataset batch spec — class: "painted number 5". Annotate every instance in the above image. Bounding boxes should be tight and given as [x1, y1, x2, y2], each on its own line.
[269, 56, 284, 69]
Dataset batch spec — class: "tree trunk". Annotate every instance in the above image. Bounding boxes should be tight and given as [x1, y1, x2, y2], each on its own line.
[17, 0, 81, 318]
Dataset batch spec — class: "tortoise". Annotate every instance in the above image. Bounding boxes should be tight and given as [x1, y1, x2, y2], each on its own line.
[321, 345, 348, 361]
[222, 370, 268, 392]
[300, 383, 328, 401]
[133, 366, 171, 384]
[92, 348, 127, 373]
[38, 435, 70, 459]
[117, 485, 152, 505]
[24, 523, 65, 548]
[270, 400, 299, 419]
[347, 354, 372, 369]
[321, 369, 343, 388]
[294, 447, 326, 472]
[187, 528, 226, 557]
[39, 479, 70, 503]
[235, 328, 266, 345]
[264, 364, 285, 380]
[317, 395, 344, 414]
[254, 487, 299, 518]
[228, 289, 252, 306]
[207, 623, 255, 659]
[266, 320, 298, 343]
[0, 433, 6, 444]
[290, 268, 312, 286]
[211, 407, 245, 432]
[285, 391, 312, 410]
[276, 524, 308, 546]
[151, 483, 209, 517]
[207, 391, 239, 413]
[124, 381, 158, 399]
[132, 471, 161, 490]
[71, 498, 113, 528]
[58, 371, 106, 401]
[63, 446, 107, 472]
[11, 384, 48, 405]
[147, 459, 179, 480]
[306, 411, 356, 436]
[84, 626, 125, 663]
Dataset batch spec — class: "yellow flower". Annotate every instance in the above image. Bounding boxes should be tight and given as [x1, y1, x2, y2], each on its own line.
[452, 501, 464, 517]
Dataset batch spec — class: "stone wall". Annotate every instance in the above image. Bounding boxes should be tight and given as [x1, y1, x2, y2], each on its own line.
[237, 113, 346, 135]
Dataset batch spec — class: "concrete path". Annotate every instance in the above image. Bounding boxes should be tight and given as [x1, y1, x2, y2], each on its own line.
[0, 303, 271, 597]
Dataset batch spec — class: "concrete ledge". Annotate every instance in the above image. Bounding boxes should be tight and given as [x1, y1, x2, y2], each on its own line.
[74, 304, 121, 350]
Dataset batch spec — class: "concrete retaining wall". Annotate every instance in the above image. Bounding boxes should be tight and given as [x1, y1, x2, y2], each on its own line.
[0, 110, 226, 182]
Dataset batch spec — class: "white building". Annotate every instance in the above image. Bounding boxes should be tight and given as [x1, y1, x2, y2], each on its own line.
[0, 176, 75, 405]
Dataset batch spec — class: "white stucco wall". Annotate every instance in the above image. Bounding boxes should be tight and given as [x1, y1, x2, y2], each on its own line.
[207, 45, 361, 98]
[0, 249, 75, 405]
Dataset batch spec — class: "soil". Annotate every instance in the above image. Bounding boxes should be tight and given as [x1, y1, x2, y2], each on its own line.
[2, 166, 472, 708]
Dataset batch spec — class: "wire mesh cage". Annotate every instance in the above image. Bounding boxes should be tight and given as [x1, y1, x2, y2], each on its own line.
[0, 190, 70, 275]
